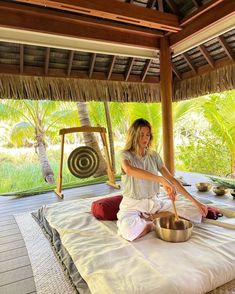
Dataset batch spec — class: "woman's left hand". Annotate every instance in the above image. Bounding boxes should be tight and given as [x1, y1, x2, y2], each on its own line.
[195, 201, 208, 217]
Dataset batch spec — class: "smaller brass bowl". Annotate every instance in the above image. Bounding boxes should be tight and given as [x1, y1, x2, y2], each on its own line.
[196, 182, 212, 192]
[213, 186, 228, 196]
[230, 189, 235, 199]
[154, 216, 193, 243]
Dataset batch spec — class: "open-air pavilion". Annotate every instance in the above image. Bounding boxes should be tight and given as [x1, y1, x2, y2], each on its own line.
[0, 0, 235, 293]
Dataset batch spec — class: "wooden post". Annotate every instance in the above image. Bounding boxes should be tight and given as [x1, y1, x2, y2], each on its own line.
[160, 36, 175, 174]
[54, 126, 119, 198]
[100, 132, 120, 189]
[104, 101, 116, 173]
[54, 133, 65, 198]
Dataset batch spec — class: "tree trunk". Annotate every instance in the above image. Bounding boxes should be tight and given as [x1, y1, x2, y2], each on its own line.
[76, 102, 107, 176]
[35, 113, 55, 184]
[36, 135, 55, 184]
[104, 101, 116, 173]
[232, 152, 235, 178]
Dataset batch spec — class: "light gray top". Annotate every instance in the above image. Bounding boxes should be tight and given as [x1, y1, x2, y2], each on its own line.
[120, 150, 163, 200]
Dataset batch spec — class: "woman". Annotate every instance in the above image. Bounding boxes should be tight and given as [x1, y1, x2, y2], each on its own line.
[117, 118, 208, 241]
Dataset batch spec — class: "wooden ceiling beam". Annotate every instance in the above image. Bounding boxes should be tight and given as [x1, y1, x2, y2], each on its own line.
[164, 0, 180, 15]
[191, 0, 202, 9]
[180, 0, 225, 26]
[44, 47, 50, 75]
[89, 53, 96, 78]
[217, 36, 235, 61]
[146, 0, 156, 9]
[0, 2, 161, 56]
[180, 57, 235, 80]
[170, 0, 235, 55]
[198, 45, 214, 68]
[0, 63, 160, 83]
[67, 50, 74, 76]
[19, 44, 24, 74]
[182, 53, 197, 74]
[14, 0, 181, 32]
[157, 0, 164, 12]
[107, 56, 116, 80]
[141, 59, 152, 82]
[125, 57, 135, 81]
[171, 63, 181, 80]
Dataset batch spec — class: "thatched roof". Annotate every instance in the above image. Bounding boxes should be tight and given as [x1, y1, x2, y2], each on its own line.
[174, 63, 235, 101]
[0, 0, 234, 102]
[0, 74, 161, 102]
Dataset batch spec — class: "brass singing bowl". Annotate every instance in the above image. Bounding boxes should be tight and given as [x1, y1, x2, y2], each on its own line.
[154, 215, 193, 243]
[196, 182, 212, 192]
[213, 185, 228, 196]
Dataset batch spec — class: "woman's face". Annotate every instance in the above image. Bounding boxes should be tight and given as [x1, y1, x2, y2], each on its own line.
[138, 126, 151, 150]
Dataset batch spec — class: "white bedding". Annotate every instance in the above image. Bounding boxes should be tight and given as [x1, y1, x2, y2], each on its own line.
[41, 194, 235, 294]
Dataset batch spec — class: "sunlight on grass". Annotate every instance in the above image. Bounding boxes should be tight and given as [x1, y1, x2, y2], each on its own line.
[0, 147, 121, 197]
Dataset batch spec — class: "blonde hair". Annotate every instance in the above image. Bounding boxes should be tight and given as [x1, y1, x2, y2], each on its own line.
[124, 118, 153, 155]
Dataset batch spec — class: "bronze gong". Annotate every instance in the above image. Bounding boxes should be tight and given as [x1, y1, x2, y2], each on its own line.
[67, 146, 99, 178]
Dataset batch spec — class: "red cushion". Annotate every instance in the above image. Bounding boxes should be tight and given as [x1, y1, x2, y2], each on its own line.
[91, 195, 123, 220]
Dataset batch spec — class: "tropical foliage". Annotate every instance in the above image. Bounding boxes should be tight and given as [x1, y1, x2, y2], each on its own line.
[0, 89, 234, 195]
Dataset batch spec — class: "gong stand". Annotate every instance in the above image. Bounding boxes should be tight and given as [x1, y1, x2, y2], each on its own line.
[55, 126, 120, 199]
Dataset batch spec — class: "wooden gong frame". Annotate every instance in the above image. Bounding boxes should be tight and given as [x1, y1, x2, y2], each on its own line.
[55, 126, 119, 199]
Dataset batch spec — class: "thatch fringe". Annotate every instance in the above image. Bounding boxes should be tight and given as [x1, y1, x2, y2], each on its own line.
[173, 64, 235, 101]
[0, 75, 161, 103]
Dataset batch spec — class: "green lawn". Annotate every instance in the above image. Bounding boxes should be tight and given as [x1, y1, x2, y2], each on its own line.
[0, 146, 121, 197]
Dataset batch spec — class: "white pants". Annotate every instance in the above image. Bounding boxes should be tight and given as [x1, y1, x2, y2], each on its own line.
[117, 194, 202, 241]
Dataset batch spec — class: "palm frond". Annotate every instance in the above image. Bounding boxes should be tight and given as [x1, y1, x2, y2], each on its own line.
[209, 176, 235, 189]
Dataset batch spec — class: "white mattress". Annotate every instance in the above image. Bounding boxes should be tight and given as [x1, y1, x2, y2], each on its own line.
[40, 194, 235, 294]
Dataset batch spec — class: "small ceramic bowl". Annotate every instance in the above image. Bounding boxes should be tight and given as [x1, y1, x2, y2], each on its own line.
[196, 182, 212, 192]
[213, 186, 228, 196]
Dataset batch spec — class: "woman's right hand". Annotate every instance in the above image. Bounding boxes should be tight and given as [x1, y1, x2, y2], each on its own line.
[161, 178, 177, 201]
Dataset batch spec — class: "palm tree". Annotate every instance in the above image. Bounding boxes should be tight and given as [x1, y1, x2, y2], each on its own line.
[76, 101, 107, 176]
[0, 100, 78, 184]
[88, 101, 126, 173]
[202, 91, 235, 177]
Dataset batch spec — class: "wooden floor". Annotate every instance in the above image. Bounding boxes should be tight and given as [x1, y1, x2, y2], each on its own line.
[0, 182, 119, 294]
[0, 172, 234, 294]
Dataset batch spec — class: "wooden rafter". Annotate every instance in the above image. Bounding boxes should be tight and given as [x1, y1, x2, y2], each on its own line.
[0, 2, 162, 51]
[180, 56, 235, 80]
[171, 63, 181, 80]
[19, 44, 24, 74]
[198, 45, 214, 68]
[67, 50, 74, 76]
[218, 35, 235, 61]
[170, 0, 235, 47]
[191, 0, 202, 9]
[107, 56, 116, 80]
[13, 0, 181, 32]
[146, 0, 156, 9]
[0, 63, 159, 83]
[89, 53, 96, 78]
[157, 0, 164, 12]
[44, 47, 50, 75]
[141, 59, 152, 82]
[182, 53, 196, 74]
[180, 0, 226, 26]
[125, 57, 135, 81]
[164, 0, 180, 15]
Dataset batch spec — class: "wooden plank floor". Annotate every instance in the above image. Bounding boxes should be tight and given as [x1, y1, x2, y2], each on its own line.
[0, 172, 234, 294]
[0, 182, 119, 294]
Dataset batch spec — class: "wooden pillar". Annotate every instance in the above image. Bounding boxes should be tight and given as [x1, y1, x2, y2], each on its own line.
[160, 36, 174, 174]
